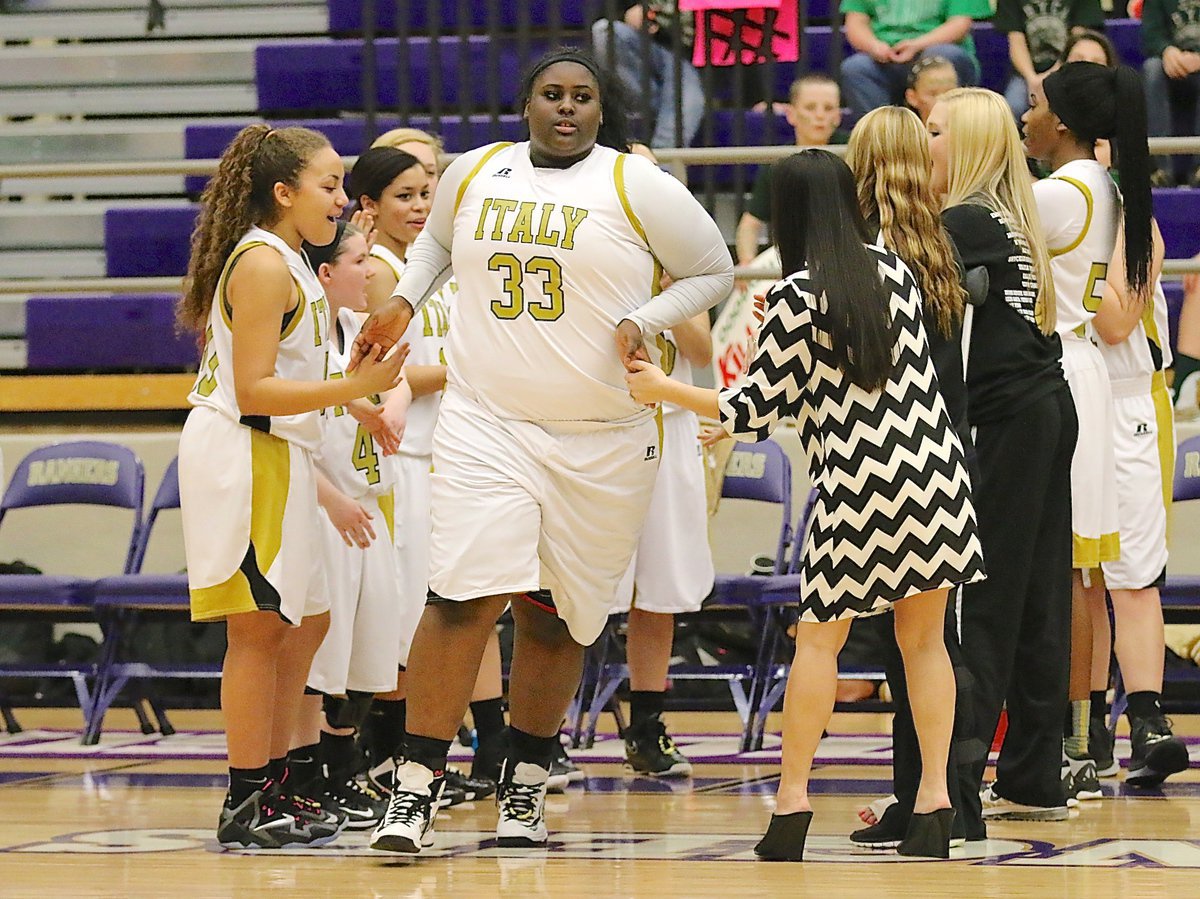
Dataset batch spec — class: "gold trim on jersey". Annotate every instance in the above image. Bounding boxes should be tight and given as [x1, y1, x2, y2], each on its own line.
[189, 429, 290, 621]
[454, 142, 514, 216]
[279, 274, 307, 341]
[370, 244, 406, 282]
[1072, 530, 1120, 569]
[615, 154, 665, 301]
[655, 404, 664, 458]
[215, 240, 306, 339]
[378, 490, 396, 544]
[1142, 291, 1165, 362]
[1152, 369, 1176, 539]
[1048, 176, 1095, 259]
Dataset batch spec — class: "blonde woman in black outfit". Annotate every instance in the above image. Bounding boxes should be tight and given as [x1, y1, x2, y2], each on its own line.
[928, 88, 1076, 831]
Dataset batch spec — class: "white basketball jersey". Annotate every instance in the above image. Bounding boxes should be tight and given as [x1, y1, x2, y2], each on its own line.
[188, 226, 330, 451]
[444, 141, 661, 424]
[1095, 278, 1173, 379]
[1038, 159, 1120, 337]
[369, 244, 452, 456]
[370, 243, 405, 283]
[398, 280, 452, 457]
[314, 307, 398, 499]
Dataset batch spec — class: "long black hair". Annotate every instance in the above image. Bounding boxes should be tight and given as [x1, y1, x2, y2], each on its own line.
[771, 149, 895, 391]
[519, 47, 631, 152]
[1043, 62, 1153, 299]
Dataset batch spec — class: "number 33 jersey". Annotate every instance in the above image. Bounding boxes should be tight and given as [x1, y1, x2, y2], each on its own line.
[445, 142, 664, 424]
[314, 306, 398, 500]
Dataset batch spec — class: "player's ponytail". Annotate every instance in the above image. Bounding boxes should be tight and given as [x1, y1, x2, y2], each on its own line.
[178, 124, 330, 334]
[1043, 62, 1153, 300]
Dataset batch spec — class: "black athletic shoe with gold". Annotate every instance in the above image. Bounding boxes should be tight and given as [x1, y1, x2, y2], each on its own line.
[624, 718, 692, 777]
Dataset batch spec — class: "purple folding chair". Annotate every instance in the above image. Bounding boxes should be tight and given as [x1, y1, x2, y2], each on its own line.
[0, 441, 144, 735]
[1111, 434, 1200, 724]
[569, 438, 798, 752]
[88, 458, 215, 745]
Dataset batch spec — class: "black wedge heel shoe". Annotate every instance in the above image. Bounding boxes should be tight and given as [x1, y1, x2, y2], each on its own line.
[897, 807, 956, 858]
[753, 811, 813, 861]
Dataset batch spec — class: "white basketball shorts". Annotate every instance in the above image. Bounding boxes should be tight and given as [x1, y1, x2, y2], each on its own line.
[428, 387, 661, 646]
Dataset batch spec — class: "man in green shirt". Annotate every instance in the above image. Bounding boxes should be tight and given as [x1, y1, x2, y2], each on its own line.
[840, 0, 993, 118]
[1141, 0, 1200, 185]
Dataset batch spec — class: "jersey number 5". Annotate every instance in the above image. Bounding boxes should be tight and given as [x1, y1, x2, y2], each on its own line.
[1082, 262, 1108, 314]
[488, 253, 565, 321]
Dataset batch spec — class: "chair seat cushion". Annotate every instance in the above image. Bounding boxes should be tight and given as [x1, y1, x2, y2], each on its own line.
[91, 573, 190, 610]
[0, 574, 92, 607]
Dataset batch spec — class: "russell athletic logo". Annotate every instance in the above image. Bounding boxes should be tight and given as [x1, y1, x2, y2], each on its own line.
[493, 167, 512, 178]
[645, 446, 658, 461]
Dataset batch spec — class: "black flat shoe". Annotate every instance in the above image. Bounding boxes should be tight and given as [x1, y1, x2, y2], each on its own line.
[754, 811, 813, 861]
[897, 807, 956, 858]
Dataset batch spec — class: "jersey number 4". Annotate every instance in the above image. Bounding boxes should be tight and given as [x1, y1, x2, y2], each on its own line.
[488, 253, 565, 321]
[352, 425, 381, 485]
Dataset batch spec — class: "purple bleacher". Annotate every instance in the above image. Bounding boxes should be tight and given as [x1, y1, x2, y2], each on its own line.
[25, 295, 199, 372]
[1155, 188, 1200, 261]
[328, 0, 589, 34]
[256, 36, 556, 113]
[104, 207, 196, 278]
[182, 115, 526, 193]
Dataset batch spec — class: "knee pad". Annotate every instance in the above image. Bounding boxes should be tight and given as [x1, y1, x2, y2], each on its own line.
[323, 690, 374, 730]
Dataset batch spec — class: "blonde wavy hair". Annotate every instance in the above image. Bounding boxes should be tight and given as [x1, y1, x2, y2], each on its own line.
[846, 106, 966, 339]
[177, 124, 330, 334]
[935, 87, 1056, 334]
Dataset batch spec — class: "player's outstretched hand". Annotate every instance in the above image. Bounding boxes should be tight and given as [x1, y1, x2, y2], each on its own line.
[352, 341, 410, 396]
[350, 297, 415, 370]
[615, 319, 651, 372]
[347, 398, 403, 457]
[625, 358, 668, 406]
[322, 490, 376, 549]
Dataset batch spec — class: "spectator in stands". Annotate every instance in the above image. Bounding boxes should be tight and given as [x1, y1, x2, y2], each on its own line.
[735, 74, 847, 266]
[905, 55, 960, 124]
[839, 0, 991, 120]
[1062, 28, 1119, 67]
[592, 1, 705, 148]
[994, 0, 1105, 119]
[1142, 0, 1200, 185]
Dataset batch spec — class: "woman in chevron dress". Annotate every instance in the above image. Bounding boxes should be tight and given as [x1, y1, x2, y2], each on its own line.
[627, 149, 985, 862]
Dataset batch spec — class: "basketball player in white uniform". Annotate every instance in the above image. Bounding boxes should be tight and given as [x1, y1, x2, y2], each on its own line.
[175, 125, 405, 849]
[1089, 220, 1191, 784]
[360, 50, 733, 855]
[1025, 61, 1157, 802]
[611, 312, 715, 777]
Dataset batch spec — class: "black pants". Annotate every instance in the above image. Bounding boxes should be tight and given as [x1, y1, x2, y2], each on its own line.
[876, 592, 980, 838]
[958, 387, 1077, 817]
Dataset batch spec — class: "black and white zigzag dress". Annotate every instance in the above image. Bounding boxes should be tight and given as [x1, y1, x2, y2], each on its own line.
[717, 246, 986, 622]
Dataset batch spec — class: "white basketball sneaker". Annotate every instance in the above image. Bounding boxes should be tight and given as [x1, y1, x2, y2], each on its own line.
[495, 759, 550, 847]
[369, 760, 444, 853]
